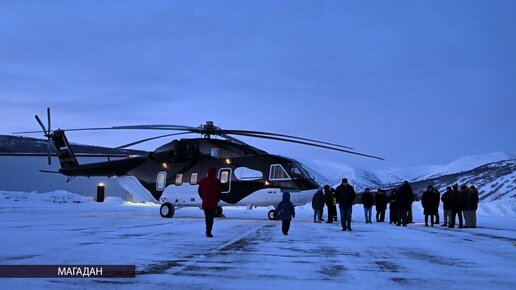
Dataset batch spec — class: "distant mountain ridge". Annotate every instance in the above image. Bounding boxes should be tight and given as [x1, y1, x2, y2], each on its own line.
[301, 152, 516, 201]
[408, 159, 516, 201]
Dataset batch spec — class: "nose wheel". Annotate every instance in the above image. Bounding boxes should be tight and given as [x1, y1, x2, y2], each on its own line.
[160, 202, 175, 218]
[268, 209, 279, 220]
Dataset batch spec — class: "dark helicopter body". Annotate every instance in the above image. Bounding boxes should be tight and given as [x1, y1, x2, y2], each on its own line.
[52, 131, 319, 217]
[17, 109, 383, 219]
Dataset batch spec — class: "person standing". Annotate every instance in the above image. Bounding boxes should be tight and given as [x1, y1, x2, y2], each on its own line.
[449, 184, 463, 228]
[441, 186, 453, 227]
[324, 185, 335, 224]
[375, 189, 388, 222]
[470, 185, 479, 228]
[335, 178, 356, 231]
[422, 185, 438, 226]
[389, 189, 399, 224]
[312, 188, 325, 223]
[198, 166, 222, 238]
[362, 188, 374, 224]
[397, 181, 414, 227]
[277, 192, 296, 235]
[461, 185, 472, 228]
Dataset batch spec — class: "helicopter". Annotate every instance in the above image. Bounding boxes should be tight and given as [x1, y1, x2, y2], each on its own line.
[17, 108, 384, 220]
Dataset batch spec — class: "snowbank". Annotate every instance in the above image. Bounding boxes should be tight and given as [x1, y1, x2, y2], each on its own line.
[0, 190, 94, 204]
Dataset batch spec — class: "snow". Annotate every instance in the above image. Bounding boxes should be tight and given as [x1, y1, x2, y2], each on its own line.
[0, 190, 515, 290]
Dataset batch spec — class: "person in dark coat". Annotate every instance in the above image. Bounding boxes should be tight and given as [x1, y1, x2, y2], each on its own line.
[397, 181, 414, 227]
[198, 166, 222, 238]
[312, 188, 325, 223]
[277, 192, 296, 235]
[324, 185, 335, 223]
[361, 188, 374, 223]
[441, 186, 453, 227]
[449, 183, 463, 228]
[335, 178, 356, 231]
[469, 185, 479, 228]
[461, 185, 472, 228]
[421, 185, 438, 226]
[389, 189, 399, 224]
[375, 189, 388, 222]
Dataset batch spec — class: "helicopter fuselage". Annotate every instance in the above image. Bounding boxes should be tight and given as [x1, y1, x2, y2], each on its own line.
[57, 137, 320, 210]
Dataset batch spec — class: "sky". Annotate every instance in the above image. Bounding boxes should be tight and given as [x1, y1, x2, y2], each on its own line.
[0, 0, 515, 168]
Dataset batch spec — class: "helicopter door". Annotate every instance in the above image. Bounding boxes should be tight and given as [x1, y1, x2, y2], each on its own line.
[218, 168, 232, 193]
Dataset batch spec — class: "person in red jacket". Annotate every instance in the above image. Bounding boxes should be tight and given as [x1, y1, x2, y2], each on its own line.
[198, 166, 222, 238]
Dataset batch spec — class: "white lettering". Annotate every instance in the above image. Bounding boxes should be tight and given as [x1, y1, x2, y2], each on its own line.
[56, 266, 105, 277]
[95, 267, 103, 276]
[57, 267, 66, 276]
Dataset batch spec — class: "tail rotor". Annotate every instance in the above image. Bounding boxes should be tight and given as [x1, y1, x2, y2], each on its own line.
[35, 107, 54, 165]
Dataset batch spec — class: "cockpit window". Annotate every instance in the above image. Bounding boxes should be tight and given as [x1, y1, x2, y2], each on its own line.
[283, 163, 311, 179]
[269, 164, 291, 181]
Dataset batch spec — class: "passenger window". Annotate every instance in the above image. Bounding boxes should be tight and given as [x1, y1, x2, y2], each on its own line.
[218, 168, 232, 193]
[156, 171, 167, 191]
[175, 173, 183, 186]
[220, 171, 229, 183]
[190, 173, 198, 185]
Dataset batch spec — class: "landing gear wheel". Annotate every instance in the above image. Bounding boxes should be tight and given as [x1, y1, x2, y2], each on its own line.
[160, 202, 175, 218]
[268, 209, 279, 220]
[215, 206, 224, 217]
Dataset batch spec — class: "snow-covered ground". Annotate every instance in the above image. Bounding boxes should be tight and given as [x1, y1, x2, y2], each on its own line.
[0, 191, 515, 290]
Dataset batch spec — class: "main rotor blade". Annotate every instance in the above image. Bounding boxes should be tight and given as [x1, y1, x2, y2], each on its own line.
[34, 115, 48, 135]
[47, 107, 51, 133]
[13, 124, 200, 134]
[221, 129, 354, 150]
[115, 132, 192, 149]
[62, 124, 199, 132]
[227, 132, 385, 160]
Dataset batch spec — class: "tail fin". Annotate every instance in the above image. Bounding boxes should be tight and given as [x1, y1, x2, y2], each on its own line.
[51, 130, 79, 168]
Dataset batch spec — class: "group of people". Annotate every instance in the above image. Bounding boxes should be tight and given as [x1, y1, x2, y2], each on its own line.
[311, 179, 481, 232]
[440, 184, 479, 228]
[360, 188, 388, 223]
[311, 178, 356, 230]
[281, 178, 357, 234]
